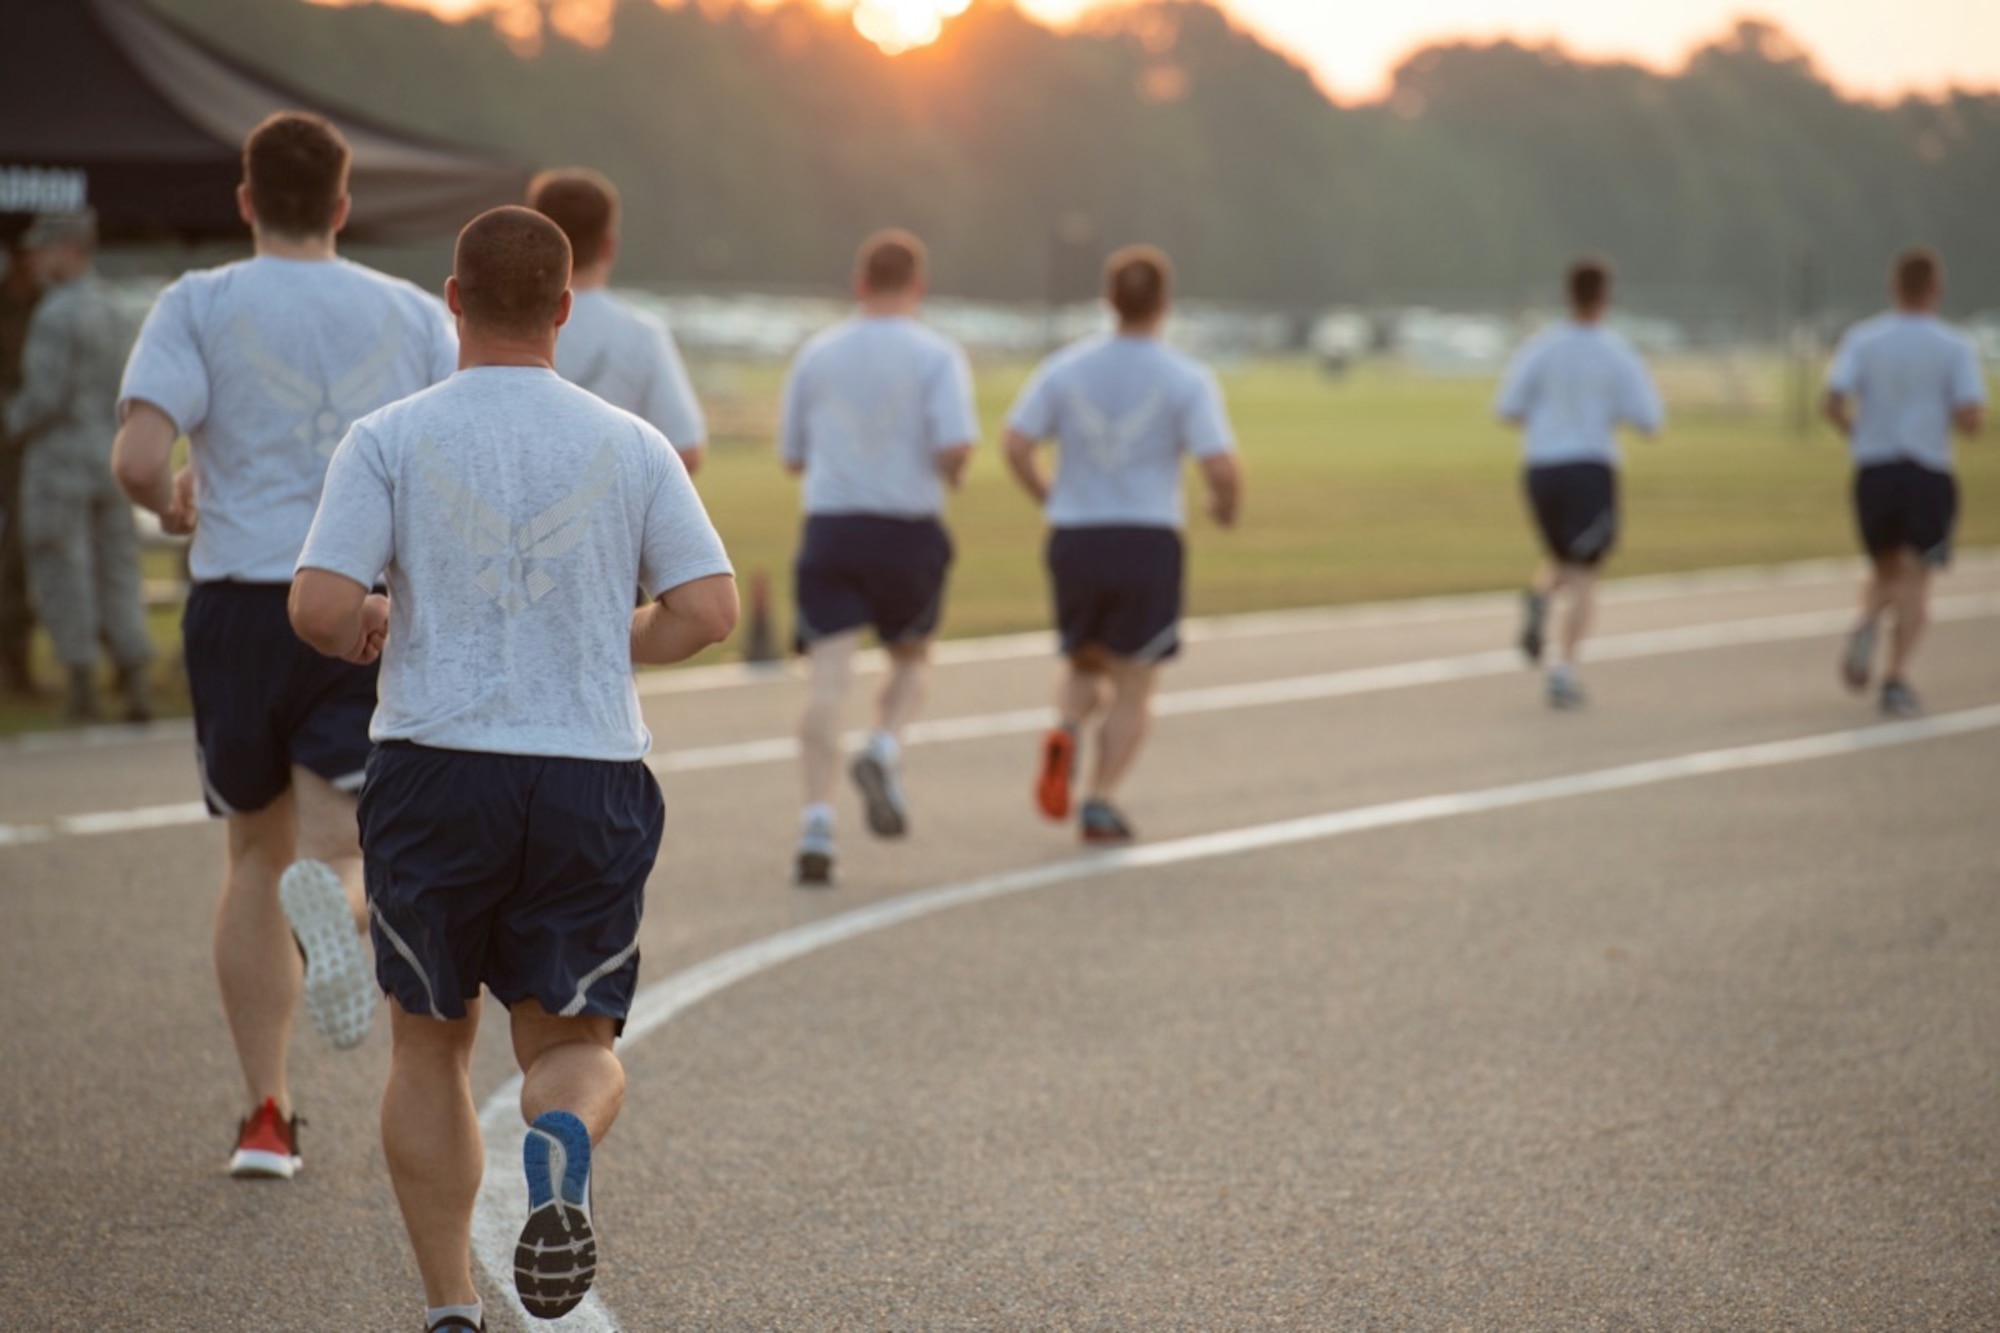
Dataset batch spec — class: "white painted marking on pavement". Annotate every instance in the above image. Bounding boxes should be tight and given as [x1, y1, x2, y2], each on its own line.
[7, 592, 1999, 847]
[469, 703, 2000, 1331]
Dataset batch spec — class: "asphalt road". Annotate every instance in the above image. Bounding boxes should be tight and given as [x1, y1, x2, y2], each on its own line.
[2, 556, 1996, 1332]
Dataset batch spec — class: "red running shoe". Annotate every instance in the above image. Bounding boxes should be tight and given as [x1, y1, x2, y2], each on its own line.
[230, 1097, 302, 1179]
[1036, 727, 1076, 820]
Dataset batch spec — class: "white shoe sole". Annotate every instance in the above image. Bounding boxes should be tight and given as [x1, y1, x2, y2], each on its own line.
[229, 1147, 301, 1179]
[279, 860, 375, 1051]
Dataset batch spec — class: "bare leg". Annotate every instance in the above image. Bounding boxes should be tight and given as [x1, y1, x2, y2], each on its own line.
[1058, 657, 1108, 732]
[1557, 563, 1599, 667]
[513, 1003, 624, 1145]
[1859, 553, 1899, 631]
[874, 639, 931, 742]
[1884, 551, 1932, 684]
[382, 999, 484, 1310]
[215, 790, 301, 1115]
[292, 765, 366, 932]
[800, 630, 860, 807]
[1088, 657, 1159, 803]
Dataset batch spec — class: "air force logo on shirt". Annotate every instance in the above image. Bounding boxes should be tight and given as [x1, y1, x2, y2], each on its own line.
[416, 438, 621, 614]
[1068, 386, 1166, 470]
[235, 313, 408, 459]
[818, 382, 919, 462]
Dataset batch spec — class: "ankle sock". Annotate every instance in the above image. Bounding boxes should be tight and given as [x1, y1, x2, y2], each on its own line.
[802, 802, 834, 831]
[425, 1301, 482, 1331]
[867, 730, 900, 763]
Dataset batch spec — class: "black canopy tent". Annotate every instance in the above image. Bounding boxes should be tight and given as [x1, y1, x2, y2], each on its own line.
[0, 0, 530, 244]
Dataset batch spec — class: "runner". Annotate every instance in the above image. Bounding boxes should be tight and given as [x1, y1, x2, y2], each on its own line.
[291, 205, 736, 1333]
[779, 228, 978, 885]
[1003, 245, 1241, 843]
[1824, 246, 1987, 716]
[1495, 257, 1664, 709]
[528, 168, 707, 473]
[112, 112, 457, 1176]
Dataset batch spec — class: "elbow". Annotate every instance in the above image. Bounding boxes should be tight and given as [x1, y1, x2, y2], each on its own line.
[111, 440, 157, 501]
[687, 579, 740, 648]
[287, 594, 347, 658]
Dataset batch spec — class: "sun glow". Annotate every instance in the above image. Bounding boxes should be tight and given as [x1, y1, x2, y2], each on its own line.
[835, 0, 973, 54]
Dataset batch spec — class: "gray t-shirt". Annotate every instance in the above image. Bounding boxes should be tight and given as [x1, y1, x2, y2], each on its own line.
[298, 367, 733, 762]
[1007, 334, 1235, 530]
[120, 255, 457, 583]
[555, 288, 706, 456]
[779, 315, 979, 518]
[1826, 312, 1987, 474]
[1493, 322, 1664, 467]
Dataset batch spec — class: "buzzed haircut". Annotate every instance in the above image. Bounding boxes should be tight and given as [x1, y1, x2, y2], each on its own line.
[243, 112, 351, 239]
[453, 206, 572, 339]
[1894, 246, 1941, 304]
[856, 229, 926, 295]
[527, 168, 619, 270]
[1567, 257, 1612, 312]
[1106, 245, 1172, 325]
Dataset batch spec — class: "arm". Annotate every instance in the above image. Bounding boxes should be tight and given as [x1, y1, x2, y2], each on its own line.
[631, 572, 738, 666]
[289, 570, 390, 664]
[677, 443, 708, 477]
[935, 442, 974, 490]
[778, 360, 808, 478]
[1953, 403, 1985, 438]
[1823, 391, 1856, 439]
[1002, 428, 1048, 506]
[112, 401, 197, 533]
[1200, 452, 1242, 529]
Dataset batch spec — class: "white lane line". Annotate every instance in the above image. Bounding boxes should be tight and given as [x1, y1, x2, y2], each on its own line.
[470, 702, 2000, 1331]
[649, 592, 2000, 774]
[6, 591, 1999, 847]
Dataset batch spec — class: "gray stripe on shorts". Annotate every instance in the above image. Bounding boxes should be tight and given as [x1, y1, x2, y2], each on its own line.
[370, 901, 444, 1020]
[560, 937, 640, 1018]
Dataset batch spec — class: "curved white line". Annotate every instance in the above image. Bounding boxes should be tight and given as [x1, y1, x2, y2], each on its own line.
[469, 702, 2000, 1330]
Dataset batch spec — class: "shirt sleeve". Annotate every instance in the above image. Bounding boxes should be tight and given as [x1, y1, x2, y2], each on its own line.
[1950, 338, 1988, 408]
[1620, 349, 1666, 434]
[3, 296, 73, 441]
[778, 356, 809, 468]
[926, 344, 979, 452]
[297, 424, 396, 588]
[637, 427, 734, 599]
[1493, 340, 1540, 423]
[640, 324, 707, 452]
[1180, 365, 1236, 459]
[118, 278, 209, 435]
[1006, 359, 1059, 440]
[1824, 330, 1861, 397]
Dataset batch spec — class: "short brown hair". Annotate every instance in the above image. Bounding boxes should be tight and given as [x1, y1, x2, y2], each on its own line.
[1567, 257, 1612, 311]
[527, 168, 619, 269]
[1105, 245, 1172, 324]
[453, 206, 571, 338]
[1894, 246, 1941, 304]
[855, 229, 926, 295]
[243, 112, 351, 239]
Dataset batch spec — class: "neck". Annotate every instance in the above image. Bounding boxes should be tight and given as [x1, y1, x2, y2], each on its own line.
[457, 328, 557, 371]
[1117, 319, 1163, 339]
[1896, 300, 1937, 316]
[1571, 307, 1605, 325]
[860, 292, 919, 319]
[571, 260, 612, 292]
[254, 228, 337, 262]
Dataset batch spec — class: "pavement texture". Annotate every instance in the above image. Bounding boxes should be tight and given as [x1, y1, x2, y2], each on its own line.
[1, 557, 1996, 1332]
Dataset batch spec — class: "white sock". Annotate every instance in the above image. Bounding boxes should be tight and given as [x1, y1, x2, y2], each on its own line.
[425, 1302, 483, 1331]
[1550, 662, 1576, 685]
[867, 730, 900, 764]
[802, 802, 835, 830]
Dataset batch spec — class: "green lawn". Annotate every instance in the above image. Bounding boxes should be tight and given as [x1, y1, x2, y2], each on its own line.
[6, 358, 1992, 737]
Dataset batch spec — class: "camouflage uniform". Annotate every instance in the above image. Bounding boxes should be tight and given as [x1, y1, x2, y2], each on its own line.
[0, 252, 38, 692]
[2, 267, 153, 710]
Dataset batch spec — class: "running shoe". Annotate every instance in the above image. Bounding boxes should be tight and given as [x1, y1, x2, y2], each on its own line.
[515, 1111, 597, 1321]
[1880, 679, 1922, 718]
[426, 1319, 483, 1332]
[279, 860, 376, 1050]
[1546, 671, 1587, 711]
[1841, 623, 1877, 693]
[849, 751, 909, 838]
[1519, 589, 1548, 665]
[1036, 727, 1077, 821]
[1080, 798, 1134, 845]
[230, 1097, 302, 1179]
[796, 815, 835, 887]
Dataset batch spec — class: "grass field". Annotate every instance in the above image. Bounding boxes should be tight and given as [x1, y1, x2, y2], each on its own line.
[6, 358, 1994, 737]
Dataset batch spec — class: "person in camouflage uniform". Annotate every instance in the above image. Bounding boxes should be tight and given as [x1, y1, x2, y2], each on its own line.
[2, 211, 152, 722]
[0, 236, 41, 696]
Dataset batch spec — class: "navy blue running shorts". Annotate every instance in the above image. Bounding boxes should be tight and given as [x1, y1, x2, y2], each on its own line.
[1525, 462, 1619, 567]
[1855, 461, 1957, 567]
[793, 514, 953, 652]
[359, 741, 665, 1028]
[182, 581, 379, 816]
[1047, 525, 1185, 664]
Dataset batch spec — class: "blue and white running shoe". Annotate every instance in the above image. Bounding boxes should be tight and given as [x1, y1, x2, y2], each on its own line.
[515, 1110, 597, 1320]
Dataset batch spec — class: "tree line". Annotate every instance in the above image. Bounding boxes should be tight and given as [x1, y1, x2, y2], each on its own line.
[152, 0, 2000, 315]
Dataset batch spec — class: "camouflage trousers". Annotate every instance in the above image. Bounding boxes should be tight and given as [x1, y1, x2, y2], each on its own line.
[19, 476, 154, 672]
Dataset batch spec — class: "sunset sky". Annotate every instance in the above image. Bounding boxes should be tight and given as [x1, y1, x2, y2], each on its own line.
[312, 0, 2000, 101]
